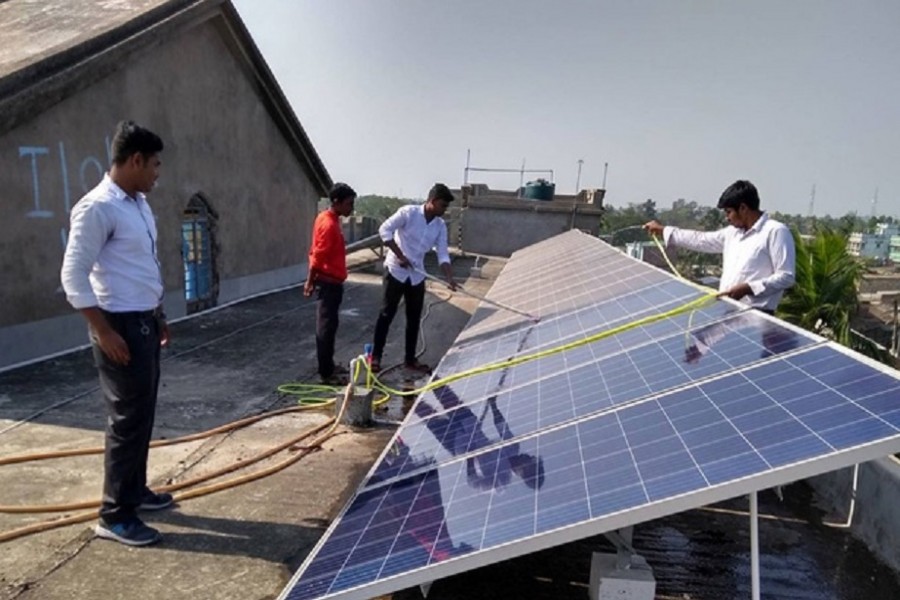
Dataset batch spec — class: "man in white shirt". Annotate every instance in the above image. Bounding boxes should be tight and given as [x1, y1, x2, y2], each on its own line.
[61, 121, 173, 547]
[371, 183, 458, 373]
[643, 180, 796, 314]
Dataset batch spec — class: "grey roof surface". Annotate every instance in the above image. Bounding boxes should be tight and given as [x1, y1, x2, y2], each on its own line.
[0, 0, 174, 80]
[0, 0, 332, 194]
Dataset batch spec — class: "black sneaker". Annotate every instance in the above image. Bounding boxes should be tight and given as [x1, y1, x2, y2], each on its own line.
[332, 364, 350, 376]
[320, 373, 348, 386]
[404, 361, 431, 374]
[139, 490, 174, 511]
[95, 518, 161, 547]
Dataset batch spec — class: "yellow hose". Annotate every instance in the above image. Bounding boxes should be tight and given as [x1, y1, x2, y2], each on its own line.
[1, 255, 715, 541]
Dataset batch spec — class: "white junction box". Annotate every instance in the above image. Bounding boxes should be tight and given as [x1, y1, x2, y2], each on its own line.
[588, 552, 656, 600]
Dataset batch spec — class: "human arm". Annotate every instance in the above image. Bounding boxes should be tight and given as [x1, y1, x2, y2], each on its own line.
[379, 208, 410, 266]
[61, 202, 131, 364]
[664, 225, 728, 254]
[384, 240, 410, 267]
[644, 220, 727, 253]
[435, 222, 457, 290]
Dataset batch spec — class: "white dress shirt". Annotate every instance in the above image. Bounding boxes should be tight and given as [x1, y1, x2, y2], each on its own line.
[663, 212, 795, 311]
[380, 204, 451, 285]
[61, 174, 164, 312]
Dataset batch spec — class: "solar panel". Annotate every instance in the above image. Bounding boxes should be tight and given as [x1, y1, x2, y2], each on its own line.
[278, 230, 900, 600]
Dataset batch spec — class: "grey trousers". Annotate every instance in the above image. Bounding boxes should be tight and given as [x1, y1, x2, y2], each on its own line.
[91, 310, 161, 525]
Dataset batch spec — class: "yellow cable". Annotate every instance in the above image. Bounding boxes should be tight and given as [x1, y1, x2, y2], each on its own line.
[276, 382, 390, 408]
[650, 232, 683, 280]
[649, 233, 705, 348]
[364, 292, 718, 398]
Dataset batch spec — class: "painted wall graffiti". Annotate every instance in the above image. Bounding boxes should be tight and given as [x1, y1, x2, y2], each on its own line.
[18, 135, 111, 254]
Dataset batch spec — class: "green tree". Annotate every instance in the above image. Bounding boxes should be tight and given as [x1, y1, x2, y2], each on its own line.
[776, 227, 890, 361]
[600, 203, 650, 244]
[700, 207, 727, 231]
[658, 198, 703, 229]
[353, 195, 410, 221]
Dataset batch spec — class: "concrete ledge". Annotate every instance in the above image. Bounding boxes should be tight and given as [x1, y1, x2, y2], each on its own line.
[806, 456, 900, 572]
[0, 261, 307, 372]
[218, 261, 305, 305]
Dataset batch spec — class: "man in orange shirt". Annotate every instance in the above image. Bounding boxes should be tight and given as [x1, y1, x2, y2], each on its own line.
[305, 183, 356, 383]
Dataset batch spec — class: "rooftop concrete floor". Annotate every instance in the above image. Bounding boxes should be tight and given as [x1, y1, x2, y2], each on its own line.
[1, 253, 899, 600]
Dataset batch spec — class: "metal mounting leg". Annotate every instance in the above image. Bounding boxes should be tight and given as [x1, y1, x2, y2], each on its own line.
[604, 527, 636, 570]
[750, 492, 760, 600]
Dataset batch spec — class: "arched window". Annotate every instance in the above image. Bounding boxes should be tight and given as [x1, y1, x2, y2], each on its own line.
[182, 193, 219, 313]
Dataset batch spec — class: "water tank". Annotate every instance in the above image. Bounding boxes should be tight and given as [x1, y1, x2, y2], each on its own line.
[522, 178, 555, 201]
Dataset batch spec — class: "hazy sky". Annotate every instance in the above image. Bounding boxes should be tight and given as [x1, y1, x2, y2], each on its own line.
[232, 1, 899, 217]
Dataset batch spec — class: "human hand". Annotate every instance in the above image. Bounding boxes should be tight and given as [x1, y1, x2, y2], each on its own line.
[643, 220, 665, 237]
[717, 283, 753, 301]
[303, 278, 315, 297]
[96, 328, 130, 365]
[160, 319, 170, 347]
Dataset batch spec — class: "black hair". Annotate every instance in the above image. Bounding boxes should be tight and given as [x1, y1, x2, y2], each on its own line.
[717, 180, 760, 211]
[329, 182, 357, 203]
[428, 183, 454, 204]
[110, 120, 163, 165]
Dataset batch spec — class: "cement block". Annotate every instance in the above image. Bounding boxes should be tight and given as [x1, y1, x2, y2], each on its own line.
[589, 552, 656, 600]
[335, 386, 374, 426]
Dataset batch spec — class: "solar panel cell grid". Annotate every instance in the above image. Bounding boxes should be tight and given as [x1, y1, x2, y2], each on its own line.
[280, 231, 900, 600]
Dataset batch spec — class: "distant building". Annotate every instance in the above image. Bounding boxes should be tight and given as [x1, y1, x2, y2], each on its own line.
[890, 235, 900, 264]
[450, 184, 605, 256]
[847, 223, 900, 262]
[0, 0, 331, 370]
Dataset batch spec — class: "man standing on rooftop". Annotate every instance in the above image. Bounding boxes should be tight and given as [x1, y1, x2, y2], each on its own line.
[60, 120, 173, 547]
[305, 182, 356, 384]
[371, 183, 457, 373]
[643, 179, 796, 314]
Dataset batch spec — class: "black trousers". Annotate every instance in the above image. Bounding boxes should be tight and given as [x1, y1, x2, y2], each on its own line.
[373, 272, 425, 363]
[92, 310, 161, 525]
[315, 281, 344, 377]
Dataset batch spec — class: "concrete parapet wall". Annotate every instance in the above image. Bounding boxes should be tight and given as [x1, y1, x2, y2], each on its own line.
[459, 198, 603, 257]
[806, 456, 900, 572]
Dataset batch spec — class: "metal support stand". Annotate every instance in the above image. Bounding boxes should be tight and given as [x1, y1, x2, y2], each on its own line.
[750, 492, 761, 600]
[589, 527, 655, 600]
[604, 527, 636, 570]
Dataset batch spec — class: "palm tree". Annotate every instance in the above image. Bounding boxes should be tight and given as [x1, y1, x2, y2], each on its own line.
[778, 227, 859, 344]
[778, 227, 891, 363]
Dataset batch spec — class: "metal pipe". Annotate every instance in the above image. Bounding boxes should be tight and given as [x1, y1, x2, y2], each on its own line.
[893, 299, 898, 356]
[750, 492, 760, 600]
[465, 167, 553, 174]
[416, 269, 540, 322]
[464, 149, 470, 186]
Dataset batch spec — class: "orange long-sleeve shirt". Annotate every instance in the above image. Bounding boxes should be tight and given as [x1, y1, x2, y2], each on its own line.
[308, 209, 347, 283]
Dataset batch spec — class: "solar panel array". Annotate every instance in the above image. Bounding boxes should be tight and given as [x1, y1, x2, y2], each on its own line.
[279, 230, 900, 600]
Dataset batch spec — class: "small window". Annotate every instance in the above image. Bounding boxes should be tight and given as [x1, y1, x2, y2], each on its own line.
[182, 193, 219, 314]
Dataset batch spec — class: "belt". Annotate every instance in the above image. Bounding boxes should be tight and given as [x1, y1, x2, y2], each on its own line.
[101, 307, 164, 319]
